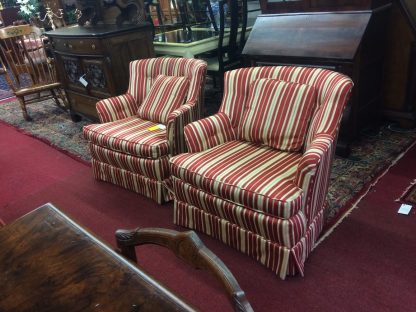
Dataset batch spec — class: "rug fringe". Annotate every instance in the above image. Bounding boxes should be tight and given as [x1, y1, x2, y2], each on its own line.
[395, 178, 416, 202]
[317, 138, 416, 246]
[0, 96, 16, 104]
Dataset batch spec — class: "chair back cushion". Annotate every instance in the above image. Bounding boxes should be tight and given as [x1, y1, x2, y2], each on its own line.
[220, 66, 353, 148]
[238, 78, 316, 152]
[128, 58, 207, 108]
[137, 74, 190, 124]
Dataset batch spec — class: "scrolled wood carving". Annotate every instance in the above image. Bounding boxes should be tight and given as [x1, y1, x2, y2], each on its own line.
[115, 227, 254, 312]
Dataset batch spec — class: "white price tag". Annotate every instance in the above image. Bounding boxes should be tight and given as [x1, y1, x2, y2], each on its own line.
[79, 75, 88, 87]
[398, 204, 412, 215]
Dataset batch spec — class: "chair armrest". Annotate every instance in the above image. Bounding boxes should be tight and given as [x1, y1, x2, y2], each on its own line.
[295, 134, 335, 223]
[116, 227, 253, 312]
[184, 112, 236, 153]
[96, 93, 138, 123]
[166, 102, 200, 156]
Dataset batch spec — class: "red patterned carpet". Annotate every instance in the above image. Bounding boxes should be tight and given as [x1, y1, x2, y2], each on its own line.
[1, 121, 416, 311]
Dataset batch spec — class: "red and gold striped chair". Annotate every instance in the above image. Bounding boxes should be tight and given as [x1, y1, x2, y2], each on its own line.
[169, 66, 353, 279]
[83, 57, 207, 204]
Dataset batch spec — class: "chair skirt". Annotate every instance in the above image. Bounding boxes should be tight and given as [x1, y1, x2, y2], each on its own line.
[172, 179, 325, 279]
[92, 159, 171, 204]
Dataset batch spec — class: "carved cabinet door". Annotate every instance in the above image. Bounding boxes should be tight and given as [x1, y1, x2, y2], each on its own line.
[55, 53, 87, 94]
[82, 58, 115, 98]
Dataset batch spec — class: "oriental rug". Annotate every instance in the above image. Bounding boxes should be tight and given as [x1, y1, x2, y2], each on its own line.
[397, 180, 416, 205]
[0, 98, 415, 228]
[0, 75, 14, 101]
[0, 98, 91, 164]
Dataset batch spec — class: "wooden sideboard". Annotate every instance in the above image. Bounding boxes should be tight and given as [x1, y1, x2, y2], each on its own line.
[242, 9, 390, 156]
[46, 24, 155, 121]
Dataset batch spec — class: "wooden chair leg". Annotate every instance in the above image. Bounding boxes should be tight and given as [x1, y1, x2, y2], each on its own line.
[51, 89, 68, 111]
[17, 96, 32, 121]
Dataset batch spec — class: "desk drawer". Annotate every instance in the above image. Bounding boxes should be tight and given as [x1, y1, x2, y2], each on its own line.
[52, 38, 103, 55]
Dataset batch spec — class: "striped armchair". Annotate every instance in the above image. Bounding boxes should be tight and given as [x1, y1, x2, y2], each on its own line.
[169, 66, 353, 278]
[83, 57, 207, 204]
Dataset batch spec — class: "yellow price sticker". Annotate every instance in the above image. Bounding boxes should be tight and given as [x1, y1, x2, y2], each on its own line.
[147, 124, 166, 131]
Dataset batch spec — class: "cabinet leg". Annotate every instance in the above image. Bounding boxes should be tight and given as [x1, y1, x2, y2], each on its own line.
[70, 110, 82, 122]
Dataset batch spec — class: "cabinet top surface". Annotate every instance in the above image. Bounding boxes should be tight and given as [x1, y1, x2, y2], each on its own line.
[242, 11, 372, 61]
[46, 23, 150, 38]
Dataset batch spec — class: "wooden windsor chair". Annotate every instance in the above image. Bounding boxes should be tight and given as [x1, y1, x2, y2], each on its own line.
[0, 25, 68, 121]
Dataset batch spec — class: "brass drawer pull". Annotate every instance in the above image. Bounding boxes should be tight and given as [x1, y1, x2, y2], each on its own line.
[91, 44, 96, 50]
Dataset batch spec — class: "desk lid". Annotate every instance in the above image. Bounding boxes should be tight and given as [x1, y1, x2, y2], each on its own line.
[46, 23, 151, 38]
[242, 11, 372, 61]
[400, 0, 416, 35]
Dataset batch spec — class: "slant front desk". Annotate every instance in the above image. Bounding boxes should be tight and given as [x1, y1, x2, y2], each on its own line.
[242, 9, 390, 156]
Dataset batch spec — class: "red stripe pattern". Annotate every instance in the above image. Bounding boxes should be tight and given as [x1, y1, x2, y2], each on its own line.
[172, 177, 307, 247]
[89, 144, 170, 180]
[93, 160, 171, 204]
[174, 199, 324, 279]
[137, 74, 190, 124]
[96, 93, 137, 123]
[166, 103, 199, 155]
[170, 66, 353, 277]
[83, 116, 169, 159]
[238, 79, 317, 152]
[83, 57, 207, 203]
[184, 112, 236, 153]
[171, 140, 303, 218]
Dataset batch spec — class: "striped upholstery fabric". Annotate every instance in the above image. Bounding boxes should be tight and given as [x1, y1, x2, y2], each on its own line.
[184, 112, 236, 153]
[238, 79, 317, 152]
[166, 103, 199, 156]
[174, 199, 325, 279]
[96, 93, 137, 123]
[170, 66, 353, 278]
[128, 58, 206, 107]
[93, 160, 171, 204]
[172, 177, 307, 247]
[89, 144, 170, 180]
[137, 75, 190, 124]
[83, 57, 207, 203]
[170, 140, 303, 218]
[96, 58, 207, 124]
[83, 116, 169, 159]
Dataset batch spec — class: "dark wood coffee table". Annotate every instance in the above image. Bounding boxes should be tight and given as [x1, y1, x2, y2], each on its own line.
[0, 203, 195, 312]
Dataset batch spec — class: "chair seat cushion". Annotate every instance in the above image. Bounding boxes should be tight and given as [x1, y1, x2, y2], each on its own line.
[170, 140, 303, 218]
[83, 116, 169, 159]
[238, 78, 317, 152]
